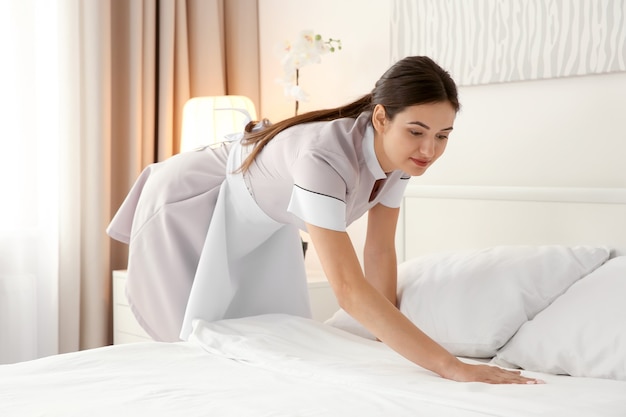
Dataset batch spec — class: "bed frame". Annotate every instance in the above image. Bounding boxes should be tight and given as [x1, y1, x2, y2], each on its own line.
[396, 184, 626, 262]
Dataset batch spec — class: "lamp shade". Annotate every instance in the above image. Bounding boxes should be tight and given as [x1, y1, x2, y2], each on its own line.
[180, 95, 258, 152]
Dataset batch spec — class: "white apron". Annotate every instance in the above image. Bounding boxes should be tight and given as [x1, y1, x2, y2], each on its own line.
[179, 141, 312, 340]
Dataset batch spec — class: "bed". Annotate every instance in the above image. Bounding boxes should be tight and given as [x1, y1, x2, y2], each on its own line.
[1, 185, 625, 416]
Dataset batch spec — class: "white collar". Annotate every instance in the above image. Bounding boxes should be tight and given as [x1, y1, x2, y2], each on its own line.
[362, 124, 387, 180]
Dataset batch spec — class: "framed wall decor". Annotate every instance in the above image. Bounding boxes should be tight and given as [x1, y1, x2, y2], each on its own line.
[391, 0, 626, 85]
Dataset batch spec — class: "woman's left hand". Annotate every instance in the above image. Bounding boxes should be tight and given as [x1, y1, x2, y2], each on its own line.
[444, 361, 546, 385]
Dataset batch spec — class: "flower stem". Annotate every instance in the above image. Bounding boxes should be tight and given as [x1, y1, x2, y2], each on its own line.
[295, 69, 299, 116]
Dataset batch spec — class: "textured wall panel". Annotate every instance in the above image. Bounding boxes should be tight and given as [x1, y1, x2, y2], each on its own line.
[391, 0, 626, 85]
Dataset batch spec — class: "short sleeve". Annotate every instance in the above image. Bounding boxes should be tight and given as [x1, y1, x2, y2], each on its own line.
[378, 175, 410, 208]
[287, 152, 351, 232]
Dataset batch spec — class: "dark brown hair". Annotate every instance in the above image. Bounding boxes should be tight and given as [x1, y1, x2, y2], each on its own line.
[238, 56, 459, 172]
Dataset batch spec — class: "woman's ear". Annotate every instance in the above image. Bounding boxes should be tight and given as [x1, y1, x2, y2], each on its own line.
[372, 104, 387, 133]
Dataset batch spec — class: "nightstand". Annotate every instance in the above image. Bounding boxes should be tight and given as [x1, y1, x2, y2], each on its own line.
[305, 269, 340, 322]
[112, 269, 339, 345]
[112, 270, 152, 344]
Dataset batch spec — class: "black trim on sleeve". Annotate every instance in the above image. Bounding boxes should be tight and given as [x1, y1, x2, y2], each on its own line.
[293, 184, 346, 203]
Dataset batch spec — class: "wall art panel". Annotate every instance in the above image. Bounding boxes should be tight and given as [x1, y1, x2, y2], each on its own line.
[391, 0, 626, 85]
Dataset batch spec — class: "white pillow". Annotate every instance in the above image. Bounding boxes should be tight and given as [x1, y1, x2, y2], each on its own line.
[325, 245, 609, 358]
[325, 308, 377, 340]
[494, 256, 626, 380]
[397, 245, 609, 358]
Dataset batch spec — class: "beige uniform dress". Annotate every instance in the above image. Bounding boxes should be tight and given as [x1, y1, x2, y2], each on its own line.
[107, 112, 409, 341]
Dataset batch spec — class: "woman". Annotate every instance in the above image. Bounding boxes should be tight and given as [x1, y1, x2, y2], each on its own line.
[108, 56, 542, 384]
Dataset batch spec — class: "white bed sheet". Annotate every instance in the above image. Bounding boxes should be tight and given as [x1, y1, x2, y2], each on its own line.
[1, 314, 625, 417]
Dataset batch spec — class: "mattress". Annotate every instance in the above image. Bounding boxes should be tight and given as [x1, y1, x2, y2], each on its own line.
[1, 314, 624, 417]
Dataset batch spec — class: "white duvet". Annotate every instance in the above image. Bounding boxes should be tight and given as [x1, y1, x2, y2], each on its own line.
[1, 314, 625, 417]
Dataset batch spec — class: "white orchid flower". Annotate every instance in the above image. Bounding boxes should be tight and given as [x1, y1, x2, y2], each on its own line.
[289, 85, 309, 102]
[276, 30, 342, 114]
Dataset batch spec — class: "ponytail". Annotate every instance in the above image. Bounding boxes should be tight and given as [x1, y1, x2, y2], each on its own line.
[237, 95, 372, 173]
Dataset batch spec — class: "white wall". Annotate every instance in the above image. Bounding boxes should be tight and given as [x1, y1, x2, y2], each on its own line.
[422, 71, 626, 188]
[257, 1, 626, 272]
[258, 0, 391, 122]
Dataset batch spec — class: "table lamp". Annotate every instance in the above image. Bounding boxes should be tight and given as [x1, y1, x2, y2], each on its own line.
[180, 95, 257, 152]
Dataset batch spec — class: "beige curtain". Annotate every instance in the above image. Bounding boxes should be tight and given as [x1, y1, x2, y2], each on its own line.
[58, 0, 260, 353]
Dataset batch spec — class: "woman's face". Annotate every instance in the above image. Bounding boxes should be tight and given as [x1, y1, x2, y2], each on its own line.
[372, 101, 456, 176]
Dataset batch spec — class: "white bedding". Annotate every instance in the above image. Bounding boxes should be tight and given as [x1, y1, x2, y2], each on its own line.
[1, 314, 625, 417]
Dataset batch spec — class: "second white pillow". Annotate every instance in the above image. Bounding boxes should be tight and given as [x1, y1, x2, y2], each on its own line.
[494, 256, 626, 380]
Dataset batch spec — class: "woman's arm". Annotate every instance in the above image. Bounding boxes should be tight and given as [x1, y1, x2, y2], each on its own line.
[363, 204, 400, 306]
[306, 215, 543, 384]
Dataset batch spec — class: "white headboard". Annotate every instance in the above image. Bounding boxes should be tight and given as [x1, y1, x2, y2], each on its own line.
[396, 185, 626, 262]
